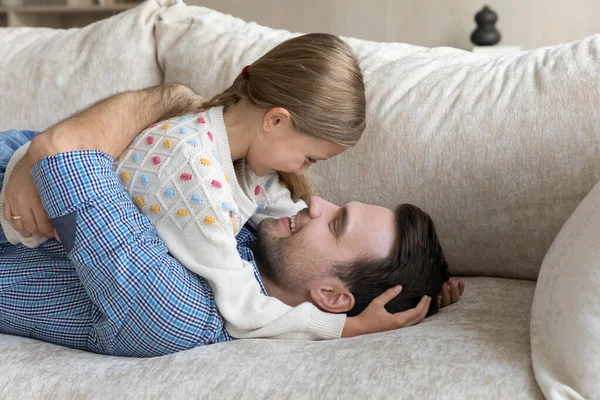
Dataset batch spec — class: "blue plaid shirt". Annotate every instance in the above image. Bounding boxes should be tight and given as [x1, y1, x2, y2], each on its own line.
[0, 132, 265, 357]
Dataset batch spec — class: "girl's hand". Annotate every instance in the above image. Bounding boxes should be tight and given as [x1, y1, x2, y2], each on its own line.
[342, 286, 431, 338]
[437, 279, 465, 308]
[3, 153, 55, 238]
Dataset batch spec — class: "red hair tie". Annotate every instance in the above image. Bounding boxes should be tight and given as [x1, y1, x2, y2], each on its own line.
[241, 65, 250, 80]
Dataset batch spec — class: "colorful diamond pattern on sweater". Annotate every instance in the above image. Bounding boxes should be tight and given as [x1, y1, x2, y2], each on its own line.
[135, 196, 145, 208]
[191, 195, 203, 204]
[113, 108, 259, 237]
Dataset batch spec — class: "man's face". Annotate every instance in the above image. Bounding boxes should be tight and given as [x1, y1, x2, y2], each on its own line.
[255, 196, 397, 292]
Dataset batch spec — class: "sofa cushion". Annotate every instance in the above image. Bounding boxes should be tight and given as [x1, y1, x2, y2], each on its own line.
[531, 177, 600, 399]
[0, 277, 542, 398]
[0, 0, 168, 132]
[156, 2, 600, 281]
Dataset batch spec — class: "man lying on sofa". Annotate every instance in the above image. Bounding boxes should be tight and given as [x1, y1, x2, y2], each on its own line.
[0, 84, 464, 358]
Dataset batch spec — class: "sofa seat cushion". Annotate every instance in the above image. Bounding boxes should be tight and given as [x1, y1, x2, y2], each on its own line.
[0, 277, 542, 399]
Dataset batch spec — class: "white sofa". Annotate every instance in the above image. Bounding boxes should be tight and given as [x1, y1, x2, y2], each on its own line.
[2, 1, 600, 398]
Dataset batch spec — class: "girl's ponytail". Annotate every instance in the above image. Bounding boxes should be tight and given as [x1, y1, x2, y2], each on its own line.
[201, 33, 366, 201]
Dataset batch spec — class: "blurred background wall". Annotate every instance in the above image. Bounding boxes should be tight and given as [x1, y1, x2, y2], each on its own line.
[186, 0, 600, 49]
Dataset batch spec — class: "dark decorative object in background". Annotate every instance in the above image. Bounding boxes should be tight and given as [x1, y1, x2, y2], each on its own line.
[471, 6, 501, 46]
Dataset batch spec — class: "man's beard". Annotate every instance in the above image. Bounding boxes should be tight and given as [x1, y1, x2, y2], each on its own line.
[252, 224, 291, 287]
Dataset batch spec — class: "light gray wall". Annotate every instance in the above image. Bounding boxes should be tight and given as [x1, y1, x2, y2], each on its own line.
[186, 0, 600, 49]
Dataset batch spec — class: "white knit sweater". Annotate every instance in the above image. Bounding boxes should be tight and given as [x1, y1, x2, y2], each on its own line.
[0, 107, 346, 340]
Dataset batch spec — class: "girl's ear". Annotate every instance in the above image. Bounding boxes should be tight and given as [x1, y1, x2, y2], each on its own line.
[263, 107, 291, 133]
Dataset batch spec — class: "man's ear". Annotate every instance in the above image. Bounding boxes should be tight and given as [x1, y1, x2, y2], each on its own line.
[263, 107, 291, 133]
[309, 278, 355, 313]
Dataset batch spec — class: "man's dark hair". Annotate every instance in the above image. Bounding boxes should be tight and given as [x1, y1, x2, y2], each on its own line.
[334, 204, 449, 317]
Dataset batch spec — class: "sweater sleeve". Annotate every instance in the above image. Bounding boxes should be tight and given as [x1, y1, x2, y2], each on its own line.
[158, 215, 346, 340]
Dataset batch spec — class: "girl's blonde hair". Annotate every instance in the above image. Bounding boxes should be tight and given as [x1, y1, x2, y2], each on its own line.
[201, 33, 366, 201]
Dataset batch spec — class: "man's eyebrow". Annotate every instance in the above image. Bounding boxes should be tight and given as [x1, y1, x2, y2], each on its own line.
[337, 204, 349, 238]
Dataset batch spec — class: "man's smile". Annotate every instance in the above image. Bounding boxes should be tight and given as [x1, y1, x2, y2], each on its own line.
[278, 215, 298, 235]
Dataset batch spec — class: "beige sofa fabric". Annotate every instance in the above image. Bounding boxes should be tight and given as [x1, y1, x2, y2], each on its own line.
[531, 177, 600, 400]
[0, 0, 166, 132]
[156, 3, 600, 281]
[0, 277, 542, 399]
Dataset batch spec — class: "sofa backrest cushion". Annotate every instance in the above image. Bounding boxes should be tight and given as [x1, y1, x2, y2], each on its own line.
[0, 0, 168, 132]
[155, 2, 600, 280]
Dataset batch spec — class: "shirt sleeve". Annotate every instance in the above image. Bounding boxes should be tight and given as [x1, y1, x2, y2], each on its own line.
[32, 151, 231, 357]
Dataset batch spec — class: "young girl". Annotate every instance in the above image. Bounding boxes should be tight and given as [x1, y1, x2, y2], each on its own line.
[1, 33, 367, 340]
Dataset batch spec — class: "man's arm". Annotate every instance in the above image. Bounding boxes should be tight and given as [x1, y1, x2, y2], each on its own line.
[31, 150, 230, 357]
[4, 84, 204, 237]
[30, 83, 204, 160]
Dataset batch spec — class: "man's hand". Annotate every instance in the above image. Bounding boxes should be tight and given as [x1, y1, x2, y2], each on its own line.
[163, 89, 205, 120]
[341, 286, 431, 338]
[3, 152, 55, 238]
[437, 279, 465, 308]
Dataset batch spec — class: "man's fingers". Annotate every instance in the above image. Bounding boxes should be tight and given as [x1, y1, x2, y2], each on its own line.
[18, 207, 37, 237]
[32, 206, 54, 237]
[458, 280, 465, 296]
[6, 200, 26, 235]
[373, 285, 403, 307]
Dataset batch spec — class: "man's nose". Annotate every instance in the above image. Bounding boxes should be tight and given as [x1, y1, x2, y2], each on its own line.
[308, 196, 337, 219]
